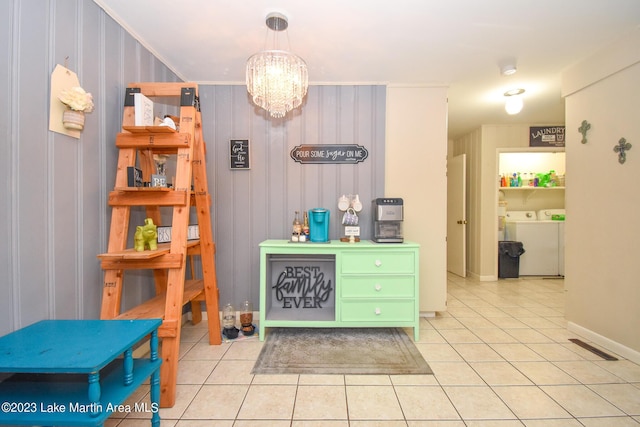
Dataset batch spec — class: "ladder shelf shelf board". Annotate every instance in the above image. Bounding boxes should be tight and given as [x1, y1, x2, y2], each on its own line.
[98, 82, 220, 409]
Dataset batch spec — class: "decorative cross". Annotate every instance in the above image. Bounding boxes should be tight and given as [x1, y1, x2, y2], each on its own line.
[578, 120, 591, 144]
[613, 137, 632, 164]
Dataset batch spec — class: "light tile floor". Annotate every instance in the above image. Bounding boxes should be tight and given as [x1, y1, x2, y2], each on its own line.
[109, 274, 640, 426]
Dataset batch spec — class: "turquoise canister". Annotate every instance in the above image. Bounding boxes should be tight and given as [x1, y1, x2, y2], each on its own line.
[309, 208, 330, 242]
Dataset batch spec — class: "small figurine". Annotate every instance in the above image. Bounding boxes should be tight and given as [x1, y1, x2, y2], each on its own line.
[134, 218, 158, 251]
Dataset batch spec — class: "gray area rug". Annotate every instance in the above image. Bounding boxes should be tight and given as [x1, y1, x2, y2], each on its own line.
[252, 327, 432, 375]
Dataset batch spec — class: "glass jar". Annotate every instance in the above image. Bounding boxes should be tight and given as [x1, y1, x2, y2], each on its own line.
[222, 303, 238, 339]
[240, 300, 255, 336]
[223, 303, 235, 329]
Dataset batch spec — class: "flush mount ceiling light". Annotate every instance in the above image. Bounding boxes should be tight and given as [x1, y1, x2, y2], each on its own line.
[246, 12, 309, 118]
[500, 64, 517, 76]
[504, 88, 525, 115]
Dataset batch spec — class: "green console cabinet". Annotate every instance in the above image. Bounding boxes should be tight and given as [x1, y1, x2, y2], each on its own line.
[259, 240, 420, 341]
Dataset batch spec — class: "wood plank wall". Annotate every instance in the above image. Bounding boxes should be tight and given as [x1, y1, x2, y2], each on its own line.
[199, 85, 386, 308]
[0, 0, 179, 334]
[0, 1, 386, 332]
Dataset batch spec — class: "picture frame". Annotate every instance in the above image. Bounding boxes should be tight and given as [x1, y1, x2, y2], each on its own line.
[230, 139, 250, 169]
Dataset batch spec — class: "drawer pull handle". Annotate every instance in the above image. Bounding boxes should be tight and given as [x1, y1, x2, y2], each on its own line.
[374, 284, 382, 291]
[375, 260, 382, 267]
[375, 308, 381, 315]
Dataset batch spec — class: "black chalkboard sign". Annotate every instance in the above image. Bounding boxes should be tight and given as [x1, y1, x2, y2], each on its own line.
[230, 139, 250, 169]
[290, 144, 369, 164]
[530, 126, 565, 147]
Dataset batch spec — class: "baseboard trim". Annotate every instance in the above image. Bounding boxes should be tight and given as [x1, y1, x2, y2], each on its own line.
[466, 271, 498, 282]
[567, 321, 640, 365]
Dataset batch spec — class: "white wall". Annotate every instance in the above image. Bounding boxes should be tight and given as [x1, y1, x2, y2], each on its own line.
[386, 86, 448, 313]
[562, 29, 640, 362]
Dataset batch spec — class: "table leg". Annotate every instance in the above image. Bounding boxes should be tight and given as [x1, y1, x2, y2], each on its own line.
[150, 329, 161, 426]
[124, 348, 133, 385]
[150, 330, 158, 361]
[150, 369, 160, 427]
[88, 371, 101, 418]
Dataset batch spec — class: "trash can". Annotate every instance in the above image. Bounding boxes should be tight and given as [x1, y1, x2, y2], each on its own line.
[498, 241, 525, 278]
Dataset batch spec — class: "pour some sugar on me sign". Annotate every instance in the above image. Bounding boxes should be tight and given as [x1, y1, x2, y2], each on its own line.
[290, 144, 369, 164]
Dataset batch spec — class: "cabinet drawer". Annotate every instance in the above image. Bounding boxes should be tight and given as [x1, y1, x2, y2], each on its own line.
[341, 276, 415, 298]
[341, 251, 415, 274]
[340, 300, 415, 322]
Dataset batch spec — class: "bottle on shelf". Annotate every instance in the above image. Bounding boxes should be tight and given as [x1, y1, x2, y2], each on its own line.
[292, 211, 302, 242]
[302, 211, 310, 239]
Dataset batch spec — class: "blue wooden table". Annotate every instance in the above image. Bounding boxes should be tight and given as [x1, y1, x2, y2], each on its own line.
[0, 319, 162, 426]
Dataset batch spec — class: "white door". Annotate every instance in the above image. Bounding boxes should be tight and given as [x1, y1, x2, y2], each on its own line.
[447, 154, 466, 277]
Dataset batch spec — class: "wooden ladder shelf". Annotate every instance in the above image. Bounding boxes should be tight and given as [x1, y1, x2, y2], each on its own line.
[98, 82, 221, 408]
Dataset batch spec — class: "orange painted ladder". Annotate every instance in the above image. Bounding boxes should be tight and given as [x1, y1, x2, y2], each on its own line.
[97, 82, 221, 408]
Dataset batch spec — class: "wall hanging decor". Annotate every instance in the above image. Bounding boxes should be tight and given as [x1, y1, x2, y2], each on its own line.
[230, 139, 250, 169]
[290, 144, 369, 164]
[613, 137, 632, 164]
[529, 126, 565, 147]
[578, 120, 591, 144]
[49, 63, 94, 138]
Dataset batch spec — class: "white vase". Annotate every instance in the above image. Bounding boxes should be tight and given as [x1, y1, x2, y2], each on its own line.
[62, 109, 85, 130]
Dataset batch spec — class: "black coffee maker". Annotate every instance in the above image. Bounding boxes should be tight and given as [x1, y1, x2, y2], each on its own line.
[372, 198, 404, 243]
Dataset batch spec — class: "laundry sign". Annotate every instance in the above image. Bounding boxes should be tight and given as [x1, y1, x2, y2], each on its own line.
[530, 126, 565, 147]
[290, 144, 369, 164]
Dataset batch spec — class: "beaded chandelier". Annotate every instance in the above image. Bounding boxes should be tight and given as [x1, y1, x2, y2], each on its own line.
[246, 13, 308, 118]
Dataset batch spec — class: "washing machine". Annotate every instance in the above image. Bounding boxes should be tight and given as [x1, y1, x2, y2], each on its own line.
[504, 211, 561, 276]
[537, 209, 566, 276]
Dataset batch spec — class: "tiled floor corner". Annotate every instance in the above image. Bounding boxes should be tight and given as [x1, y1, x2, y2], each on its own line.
[110, 275, 640, 426]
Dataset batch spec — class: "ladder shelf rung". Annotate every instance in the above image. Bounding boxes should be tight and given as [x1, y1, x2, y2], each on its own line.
[116, 132, 191, 149]
[122, 125, 176, 134]
[109, 188, 189, 206]
[115, 279, 204, 323]
[98, 240, 201, 270]
[127, 82, 198, 98]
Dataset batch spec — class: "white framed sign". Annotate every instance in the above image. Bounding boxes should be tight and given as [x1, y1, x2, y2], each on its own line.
[157, 225, 200, 243]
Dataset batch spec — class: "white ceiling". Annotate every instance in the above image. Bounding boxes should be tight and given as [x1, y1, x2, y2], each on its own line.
[94, 0, 639, 139]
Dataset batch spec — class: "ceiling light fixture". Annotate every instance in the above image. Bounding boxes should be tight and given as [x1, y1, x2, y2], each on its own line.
[500, 64, 517, 76]
[246, 12, 309, 118]
[504, 88, 525, 115]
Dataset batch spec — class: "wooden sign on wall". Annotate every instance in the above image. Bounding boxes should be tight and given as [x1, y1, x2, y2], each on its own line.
[290, 144, 369, 164]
